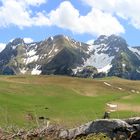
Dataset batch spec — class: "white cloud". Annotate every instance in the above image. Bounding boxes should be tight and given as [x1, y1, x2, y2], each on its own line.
[48, 1, 124, 35]
[24, 0, 46, 6]
[0, 43, 6, 52]
[0, 0, 124, 35]
[32, 12, 51, 26]
[49, 1, 81, 32]
[82, 0, 140, 30]
[23, 38, 34, 43]
[0, 0, 48, 28]
[0, 0, 33, 28]
[86, 39, 94, 45]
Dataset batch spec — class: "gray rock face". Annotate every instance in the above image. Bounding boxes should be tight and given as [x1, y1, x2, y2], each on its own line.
[59, 118, 140, 140]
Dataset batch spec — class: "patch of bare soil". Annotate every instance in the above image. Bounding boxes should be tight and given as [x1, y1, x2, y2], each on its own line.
[113, 102, 140, 112]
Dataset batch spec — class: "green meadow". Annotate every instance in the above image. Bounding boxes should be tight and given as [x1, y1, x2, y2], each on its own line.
[0, 75, 139, 128]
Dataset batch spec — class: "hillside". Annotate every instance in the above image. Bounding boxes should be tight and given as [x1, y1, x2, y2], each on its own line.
[0, 75, 139, 127]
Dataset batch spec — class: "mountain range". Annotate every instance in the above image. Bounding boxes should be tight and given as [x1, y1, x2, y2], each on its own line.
[0, 34, 140, 80]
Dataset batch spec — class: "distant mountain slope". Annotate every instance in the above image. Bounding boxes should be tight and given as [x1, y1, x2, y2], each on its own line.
[0, 35, 89, 75]
[74, 35, 140, 79]
[0, 34, 140, 80]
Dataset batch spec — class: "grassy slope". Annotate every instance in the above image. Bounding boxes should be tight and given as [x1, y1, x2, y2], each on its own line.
[0, 75, 139, 128]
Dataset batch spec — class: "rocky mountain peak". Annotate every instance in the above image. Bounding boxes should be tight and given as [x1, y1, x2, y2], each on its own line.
[45, 35, 70, 42]
[94, 35, 108, 45]
[53, 34, 69, 40]
[94, 34, 127, 47]
[10, 38, 24, 46]
[5, 38, 25, 51]
[44, 35, 71, 47]
[92, 34, 128, 57]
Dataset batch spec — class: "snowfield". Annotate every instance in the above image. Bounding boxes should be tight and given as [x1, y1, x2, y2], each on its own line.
[129, 47, 140, 59]
[84, 45, 114, 73]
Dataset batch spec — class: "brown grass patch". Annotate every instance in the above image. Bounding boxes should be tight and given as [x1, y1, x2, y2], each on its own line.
[112, 102, 140, 112]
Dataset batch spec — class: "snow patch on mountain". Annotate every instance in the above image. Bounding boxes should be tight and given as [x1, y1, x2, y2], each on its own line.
[0, 43, 6, 52]
[48, 54, 54, 59]
[11, 44, 21, 50]
[84, 43, 115, 73]
[48, 44, 55, 55]
[23, 48, 39, 64]
[93, 44, 110, 52]
[20, 68, 27, 74]
[31, 65, 41, 75]
[54, 48, 59, 52]
[26, 55, 39, 64]
[72, 43, 115, 74]
[72, 67, 83, 74]
[27, 49, 36, 56]
[88, 45, 94, 52]
[64, 35, 70, 41]
[115, 47, 119, 52]
[79, 42, 81, 47]
[28, 43, 37, 48]
[98, 64, 112, 73]
[136, 68, 140, 73]
[84, 52, 114, 73]
[50, 36, 53, 41]
[129, 47, 140, 59]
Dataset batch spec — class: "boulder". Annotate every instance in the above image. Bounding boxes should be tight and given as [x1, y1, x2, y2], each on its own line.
[59, 119, 134, 139]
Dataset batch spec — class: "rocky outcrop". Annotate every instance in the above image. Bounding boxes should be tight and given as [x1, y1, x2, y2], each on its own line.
[59, 117, 140, 140]
[75, 66, 98, 78]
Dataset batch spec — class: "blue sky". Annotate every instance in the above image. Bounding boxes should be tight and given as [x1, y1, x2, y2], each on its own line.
[0, 0, 140, 51]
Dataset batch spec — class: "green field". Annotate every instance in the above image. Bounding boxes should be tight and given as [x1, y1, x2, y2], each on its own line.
[0, 75, 139, 128]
